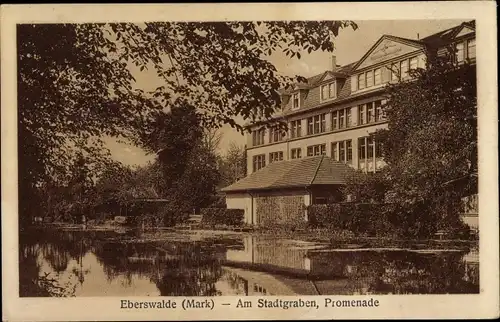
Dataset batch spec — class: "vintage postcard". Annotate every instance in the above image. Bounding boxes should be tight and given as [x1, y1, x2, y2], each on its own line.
[1, 1, 499, 321]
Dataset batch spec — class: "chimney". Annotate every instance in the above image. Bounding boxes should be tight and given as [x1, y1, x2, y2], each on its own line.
[331, 55, 337, 71]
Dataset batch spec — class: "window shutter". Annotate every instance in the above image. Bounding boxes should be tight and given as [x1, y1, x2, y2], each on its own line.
[350, 75, 357, 92]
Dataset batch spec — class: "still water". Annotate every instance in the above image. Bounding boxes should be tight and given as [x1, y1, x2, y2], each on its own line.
[19, 228, 479, 297]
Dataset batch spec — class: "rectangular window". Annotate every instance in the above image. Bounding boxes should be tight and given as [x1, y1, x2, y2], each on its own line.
[321, 82, 336, 101]
[328, 83, 336, 98]
[290, 120, 302, 138]
[292, 93, 300, 109]
[346, 108, 352, 127]
[358, 137, 366, 160]
[271, 126, 283, 143]
[391, 63, 399, 81]
[331, 111, 338, 130]
[307, 144, 326, 156]
[314, 115, 320, 134]
[307, 117, 313, 135]
[252, 154, 266, 172]
[368, 102, 375, 123]
[375, 100, 384, 121]
[339, 141, 346, 162]
[374, 68, 382, 85]
[334, 140, 352, 163]
[346, 140, 352, 163]
[367, 137, 374, 158]
[252, 128, 266, 146]
[321, 85, 328, 101]
[308, 114, 326, 135]
[366, 70, 374, 88]
[358, 73, 366, 90]
[359, 104, 366, 125]
[467, 39, 476, 59]
[320, 114, 326, 132]
[339, 109, 345, 129]
[400, 60, 409, 78]
[456, 42, 465, 63]
[331, 142, 338, 161]
[375, 140, 383, 158]
[291, 148, 302, 159]
[269, 127, 280, 143]
[269, 151, 283, 163]
[410, 57, 418, 70]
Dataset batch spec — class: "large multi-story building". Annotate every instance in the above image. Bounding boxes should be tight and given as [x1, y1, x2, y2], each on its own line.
[222, 21, 476, 226]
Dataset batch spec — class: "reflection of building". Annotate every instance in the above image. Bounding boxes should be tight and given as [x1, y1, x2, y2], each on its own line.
[222, 21, 477, 226]
[223, 236, 353, 278]
[221, 236, 370, 295]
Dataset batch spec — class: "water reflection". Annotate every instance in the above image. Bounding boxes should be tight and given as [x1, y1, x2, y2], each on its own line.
[19, 229, 479, 297]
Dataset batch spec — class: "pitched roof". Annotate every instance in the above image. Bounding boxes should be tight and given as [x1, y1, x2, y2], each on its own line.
[221, 155, 354, 192]
[351, 34, 425, 72]
[421, 20, 475, 47]
[384, 34, 425, 47]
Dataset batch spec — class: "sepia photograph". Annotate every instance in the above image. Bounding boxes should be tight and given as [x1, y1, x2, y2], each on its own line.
[2, 2, 498, 321]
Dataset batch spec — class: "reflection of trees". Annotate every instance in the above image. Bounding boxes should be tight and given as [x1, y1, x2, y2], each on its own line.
[19, 228, 105, 297]
[19, 237, 76, 297]
[42, 243, 71, 273]
[316, 250, 479, 294]
[21, 229, 479, 297]
[93, 240, 225, 296]
[155, 256, 223, 296]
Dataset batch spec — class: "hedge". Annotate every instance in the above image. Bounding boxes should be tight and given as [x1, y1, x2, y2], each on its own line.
[200, 208, 244, 227]
[307, 203, 393, 236]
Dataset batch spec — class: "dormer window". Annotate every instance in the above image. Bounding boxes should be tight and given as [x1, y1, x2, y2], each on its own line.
[292, 93, 300, 110]
[320, 82, 336, 102]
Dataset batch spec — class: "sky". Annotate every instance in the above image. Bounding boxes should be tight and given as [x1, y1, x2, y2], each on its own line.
[105, 19, 465, 167]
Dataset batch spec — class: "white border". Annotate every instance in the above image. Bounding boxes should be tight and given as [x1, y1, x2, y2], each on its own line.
[1, 2, 498, 321]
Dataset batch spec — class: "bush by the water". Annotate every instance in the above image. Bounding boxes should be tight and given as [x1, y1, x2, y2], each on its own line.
[200, 208, 244, 227]
[307, 203, 393, 236]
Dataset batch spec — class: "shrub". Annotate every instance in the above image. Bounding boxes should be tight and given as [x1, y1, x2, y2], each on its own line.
[307, 203, 393, 237]
[201, 208, 244, 227]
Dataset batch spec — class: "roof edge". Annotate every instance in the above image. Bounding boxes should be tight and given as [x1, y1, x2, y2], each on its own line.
[309, 154, 325, 185]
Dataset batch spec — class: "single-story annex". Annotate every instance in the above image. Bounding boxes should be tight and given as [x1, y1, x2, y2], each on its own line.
[221, 155, 354, 226]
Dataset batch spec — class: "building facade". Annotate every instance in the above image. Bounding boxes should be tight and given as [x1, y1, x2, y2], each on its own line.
[224, 21, 476, 226]
[245, 21, 476, 176]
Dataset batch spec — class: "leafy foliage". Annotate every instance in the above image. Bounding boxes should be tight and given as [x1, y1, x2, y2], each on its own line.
[200, 208, 244, 227]
[217, 142, 247, 189]
[368, 55, 477, 238]
[307, 203, 393, 237]
[342, 169, 390, 203]
[143, 105, 221, 213]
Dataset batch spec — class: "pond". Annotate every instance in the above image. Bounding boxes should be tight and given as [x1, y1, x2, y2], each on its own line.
[19, 228, 479, 297]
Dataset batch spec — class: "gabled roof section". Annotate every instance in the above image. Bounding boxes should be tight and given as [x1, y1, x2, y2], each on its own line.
[221, 155, 354, 192]
[316, 70, 349, 84]
[279, 62, 356, 96]
[421, 21, 475, 47]
[352, 34, 425, 72]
